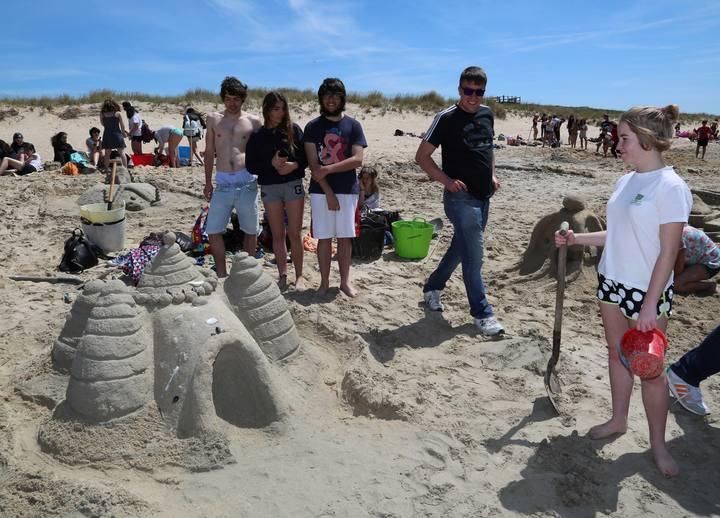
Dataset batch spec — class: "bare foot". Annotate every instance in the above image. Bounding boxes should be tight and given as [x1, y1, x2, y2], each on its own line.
[277, 275, 288, 291]
[652, 445, 679, 478]
[339, 282, 358, 297]
[294, 275, 307, 291]
[589, 419, 627, 440]
[317, 282, 329, 296]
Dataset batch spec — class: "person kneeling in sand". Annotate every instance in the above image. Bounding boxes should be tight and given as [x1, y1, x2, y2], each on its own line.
[556, 104, 691, 477]
[673, 224, 720, 295]
[203, 76, 261, 277]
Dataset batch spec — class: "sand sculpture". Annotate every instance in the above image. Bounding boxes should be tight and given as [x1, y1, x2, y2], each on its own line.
[50, 233, 299, 439]
[515, 195, 604, 280]
[77, 166, 160, 211]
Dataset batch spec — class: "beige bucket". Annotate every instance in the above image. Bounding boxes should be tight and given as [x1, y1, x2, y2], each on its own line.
[80, 202, 126, 253]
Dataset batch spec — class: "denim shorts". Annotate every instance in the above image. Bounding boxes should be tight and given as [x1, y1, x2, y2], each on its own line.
[260, 179, 305, 204]
[206, 180, 259, 235]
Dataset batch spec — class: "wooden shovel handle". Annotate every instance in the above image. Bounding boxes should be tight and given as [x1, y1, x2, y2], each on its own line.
[550, 221, 570, 370]
[107, 160, 118, 210]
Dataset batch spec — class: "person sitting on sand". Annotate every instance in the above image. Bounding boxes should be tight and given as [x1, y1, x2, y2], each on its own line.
[666, 324, 720, 416]
[246, 91, 307, 290]
[0, 143, 43, 176]
[51, 132, 75, 164]
[359, 166, 381, 210]
[555, 104, 691, 477]
[0, 139, 12, 160]
[9, 132, 33, 159]
[100, 99, 128, 169]
[86, 127, 103, 166]
[673, 224, 720, 295]
[695, 120, 712, 160]
[153, 126, 184, 168]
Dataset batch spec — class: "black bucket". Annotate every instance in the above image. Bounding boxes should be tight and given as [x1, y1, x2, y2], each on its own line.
[352, 224, 385, 260]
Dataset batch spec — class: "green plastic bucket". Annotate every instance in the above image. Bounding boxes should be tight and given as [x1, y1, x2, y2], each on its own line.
[392, 218, 433, 259]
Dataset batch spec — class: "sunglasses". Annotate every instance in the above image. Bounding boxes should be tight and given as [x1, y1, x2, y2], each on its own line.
[461, 87, 485, 97]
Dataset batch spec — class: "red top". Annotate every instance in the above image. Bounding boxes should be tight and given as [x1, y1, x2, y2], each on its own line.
[696, 126, 712, 140]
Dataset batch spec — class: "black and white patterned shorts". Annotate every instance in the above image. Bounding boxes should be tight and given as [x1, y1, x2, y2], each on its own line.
[597, 273, 673, 320]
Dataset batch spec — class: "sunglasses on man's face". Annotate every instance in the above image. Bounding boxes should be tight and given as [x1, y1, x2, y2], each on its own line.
[461, 87, 485, 97]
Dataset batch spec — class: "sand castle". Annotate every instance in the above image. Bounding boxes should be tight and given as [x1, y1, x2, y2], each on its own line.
[49, 233, 299, 441]
[76, 165, 160, 211]
[516, 195, 605, 280]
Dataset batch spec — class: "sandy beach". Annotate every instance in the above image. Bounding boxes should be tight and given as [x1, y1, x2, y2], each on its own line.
[1, 102, 719, 517]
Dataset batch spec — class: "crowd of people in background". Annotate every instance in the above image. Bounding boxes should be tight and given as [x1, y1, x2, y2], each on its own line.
[0, 99, 208, 176]
[530, 112, 718, 159]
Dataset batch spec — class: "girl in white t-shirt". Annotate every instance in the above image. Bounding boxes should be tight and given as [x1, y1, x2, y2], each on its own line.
[555, 104, 692, 478]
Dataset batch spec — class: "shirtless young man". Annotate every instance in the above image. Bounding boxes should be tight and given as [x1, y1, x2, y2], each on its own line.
[204, 76, 262, 277]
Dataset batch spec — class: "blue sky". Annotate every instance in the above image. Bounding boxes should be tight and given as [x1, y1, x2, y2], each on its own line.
[4, 0, 719, 114]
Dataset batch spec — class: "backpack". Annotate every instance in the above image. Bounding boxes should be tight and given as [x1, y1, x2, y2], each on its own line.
[61, 162, 79, 176]
[58, 229, 103, 273]
[183, 115, 203, 139]
[140, 120, 154, 144]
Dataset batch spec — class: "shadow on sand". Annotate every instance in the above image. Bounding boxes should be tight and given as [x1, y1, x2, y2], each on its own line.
[494, 401, 720, 517]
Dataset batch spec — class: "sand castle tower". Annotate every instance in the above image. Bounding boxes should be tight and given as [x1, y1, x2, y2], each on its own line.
[66, 280, 152, 421]
[52, 279, 104, 373]
[49, 233, 295, 441]
[224, 252, 300, 361]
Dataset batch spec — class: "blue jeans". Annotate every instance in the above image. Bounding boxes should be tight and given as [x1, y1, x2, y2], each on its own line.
[424, 190, 494, 319]
[670, 325, 720, 386]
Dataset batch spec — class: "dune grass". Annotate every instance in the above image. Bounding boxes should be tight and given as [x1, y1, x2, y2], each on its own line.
[3, 88, 716, 122]
[0, 88, 507, 119]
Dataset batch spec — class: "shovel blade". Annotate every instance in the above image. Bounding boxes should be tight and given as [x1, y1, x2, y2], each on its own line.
[544, 371, 561, 413]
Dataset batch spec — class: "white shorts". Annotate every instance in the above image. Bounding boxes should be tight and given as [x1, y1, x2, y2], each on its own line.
[310, 193, 359, 239]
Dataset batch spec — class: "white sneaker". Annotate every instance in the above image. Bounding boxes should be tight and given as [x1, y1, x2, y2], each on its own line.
[423, 290, 444, 311]
[475, 316, 505, 336]
[667, 367, 710, 416]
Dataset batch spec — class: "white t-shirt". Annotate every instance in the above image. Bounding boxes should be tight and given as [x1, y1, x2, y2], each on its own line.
[27, 153, 43, 171]
[598, 166, 691, 291]
[130, 113, 142, 136]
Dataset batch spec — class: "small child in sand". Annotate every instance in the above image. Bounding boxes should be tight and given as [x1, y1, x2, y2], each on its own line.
[555, 104, 691, 477]
[359, 166, 380, 210]
[86, 127, 103, 165]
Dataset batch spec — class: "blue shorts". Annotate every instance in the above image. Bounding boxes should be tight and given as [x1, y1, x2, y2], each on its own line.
[206, 179, 259, 235]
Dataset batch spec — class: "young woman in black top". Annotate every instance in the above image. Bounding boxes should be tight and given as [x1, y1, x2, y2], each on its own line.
[246, 91, 308, 290]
